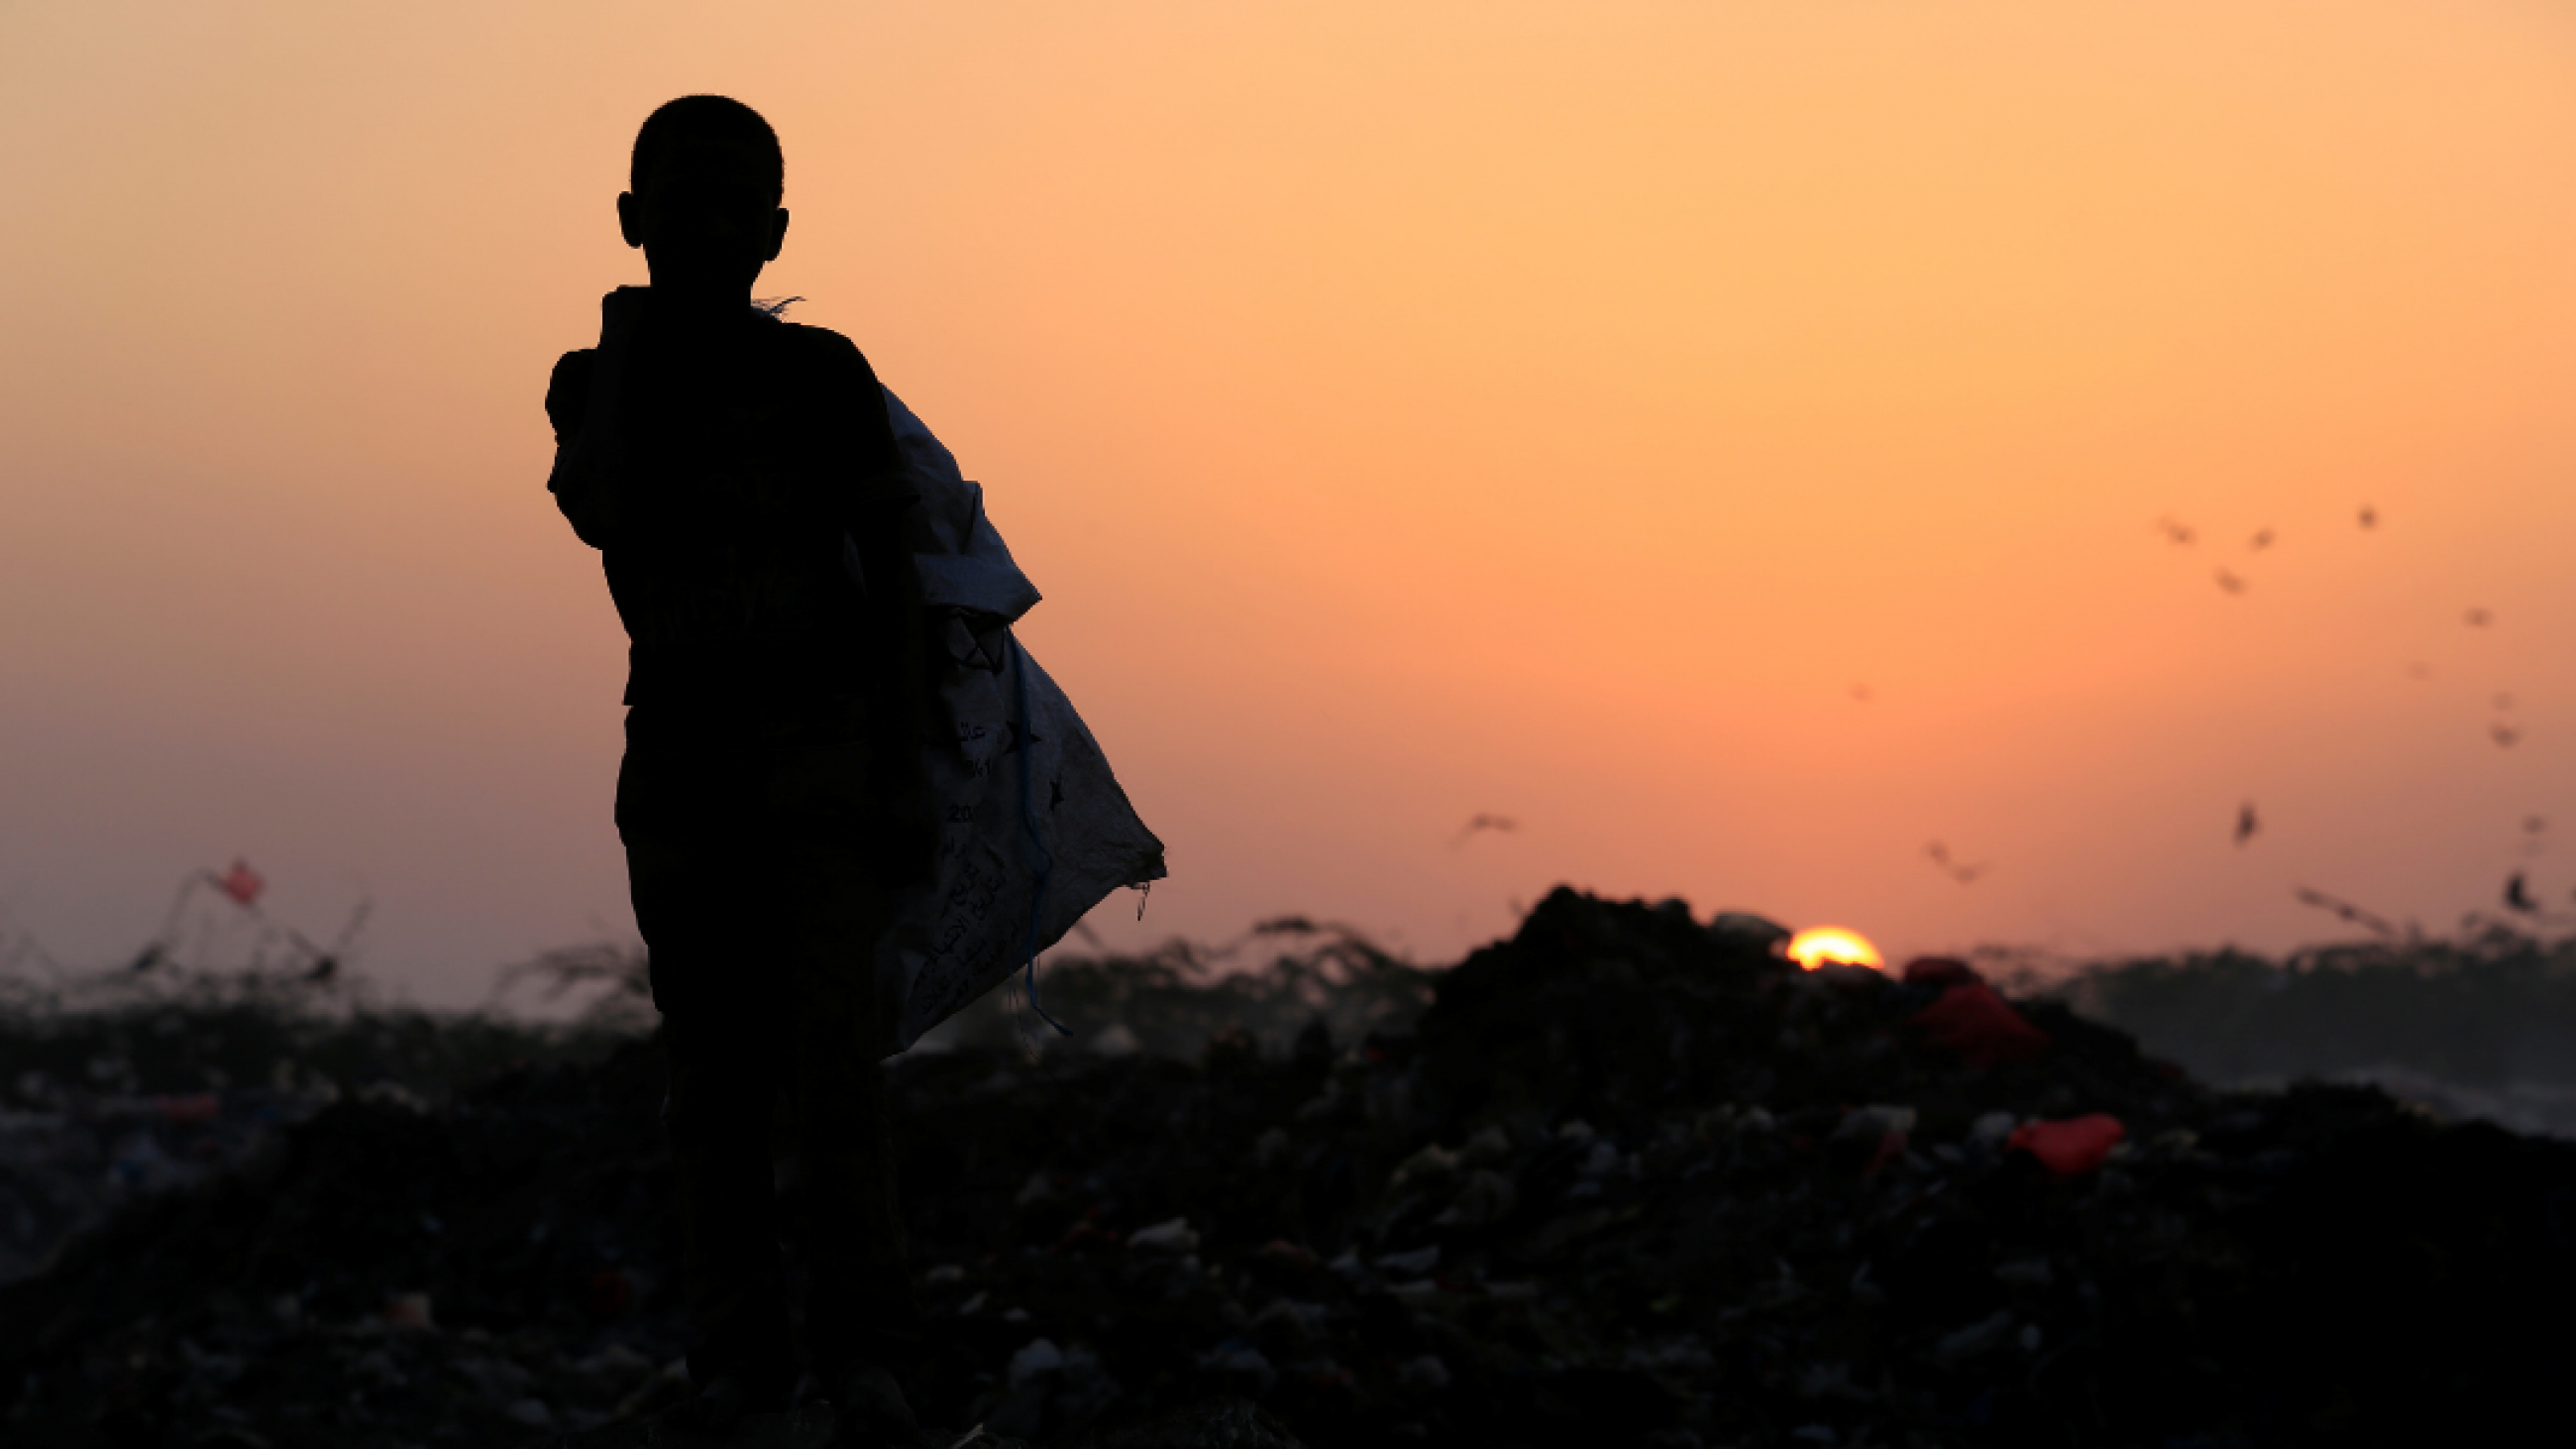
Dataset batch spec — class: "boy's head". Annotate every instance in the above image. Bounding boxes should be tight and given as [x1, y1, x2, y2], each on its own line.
[617, 96, 789, 302]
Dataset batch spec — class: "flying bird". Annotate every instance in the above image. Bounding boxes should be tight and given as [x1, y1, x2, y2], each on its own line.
[1451, 814, 1519, 848]
[2214, 569, 2247, 596]
[2526, 816, 2548, 835]
[2234, 801, 2260, 846]
[1850, 684, 1873, 703]
[2466, 609, 2494, 627]
[1924, 840, 1988, 884]
[2492, 724, 2522, 749]
[2358, 505, 2378, 529]
[2506, 872, 2538, 914]
[2156, 516, 2198, 546]
[2249, 529, 2275, 551]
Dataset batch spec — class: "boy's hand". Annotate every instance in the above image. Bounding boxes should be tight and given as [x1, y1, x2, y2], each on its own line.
[545, 349, 619, 548]
[545, 350, 597, 441]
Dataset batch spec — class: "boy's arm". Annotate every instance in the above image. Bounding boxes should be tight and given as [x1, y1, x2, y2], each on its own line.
[544, 349, 616, 549]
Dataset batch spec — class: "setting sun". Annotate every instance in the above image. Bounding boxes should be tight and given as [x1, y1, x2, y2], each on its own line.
[1787, 927, 1884, 972]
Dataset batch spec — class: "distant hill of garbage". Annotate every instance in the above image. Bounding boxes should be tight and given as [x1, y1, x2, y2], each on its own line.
[4, 893, 2575, 1446]
[2032, 926, 2576, 1138]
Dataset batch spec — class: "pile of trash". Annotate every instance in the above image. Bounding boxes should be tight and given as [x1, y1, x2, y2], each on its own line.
[0, 952, 642, 1289]
[7, 888, 2575, 1447]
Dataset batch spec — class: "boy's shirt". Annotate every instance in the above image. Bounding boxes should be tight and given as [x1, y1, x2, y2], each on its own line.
[546, 288, 918, 730]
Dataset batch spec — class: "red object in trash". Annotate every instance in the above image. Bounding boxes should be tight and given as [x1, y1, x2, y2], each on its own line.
[383, 1292, 435, 1331]
[1908, 983, 2052, 1068]
[1863, 1129, 1908, 1179]
[1258, 1239, 1319, 1273]
[2007, 1114, 2127, 1175]
[1902, 956, 1983, 988]
[216, 859, 265, 907]
[1051, 1221, 1124, 1255]
[583, 1267, 636, 1320]
[154, 1092, 221, 1126]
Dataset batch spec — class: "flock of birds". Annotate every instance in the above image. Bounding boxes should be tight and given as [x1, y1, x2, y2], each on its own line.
[2170, 503, 2551, 918]
[1451, 498, 2559, 932]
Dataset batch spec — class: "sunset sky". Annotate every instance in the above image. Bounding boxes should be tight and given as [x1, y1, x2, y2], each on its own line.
[6, 2, 2576, 1008]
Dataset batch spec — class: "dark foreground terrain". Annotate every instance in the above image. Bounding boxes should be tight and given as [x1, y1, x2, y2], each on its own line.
[5, 889, 2573, 1447]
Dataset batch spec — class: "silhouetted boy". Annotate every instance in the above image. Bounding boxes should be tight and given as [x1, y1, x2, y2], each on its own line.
[544, 95, 931, 1444]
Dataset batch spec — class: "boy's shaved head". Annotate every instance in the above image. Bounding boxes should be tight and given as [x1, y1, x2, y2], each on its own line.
[618, 95, 791, 305]
[632, 95, 783, 201]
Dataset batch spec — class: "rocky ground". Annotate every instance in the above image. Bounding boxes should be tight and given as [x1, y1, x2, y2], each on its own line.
[6, 888, 2574, 1447]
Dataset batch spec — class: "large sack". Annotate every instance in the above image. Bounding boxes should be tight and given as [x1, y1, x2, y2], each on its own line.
[871, 390, 1166, 1057]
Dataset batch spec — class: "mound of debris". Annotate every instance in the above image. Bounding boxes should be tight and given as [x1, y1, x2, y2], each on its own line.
[6, 889, 2574, 1447]
[2052, 927, 2576, 1138]
[0, 981, 637, 1287]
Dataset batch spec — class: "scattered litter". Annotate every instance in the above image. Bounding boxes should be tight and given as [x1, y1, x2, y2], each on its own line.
[1006, 1338, 1063, 1391]
[2, 887, 2571, 1447]
[383, 1291, 435, 1332]
[1372, 1246, 1439, 1277]
[1125, 1218, 1199, 1255]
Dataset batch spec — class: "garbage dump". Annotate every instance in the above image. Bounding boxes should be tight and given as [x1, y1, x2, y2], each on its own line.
[6, 887, 2575, 1447]
[0, 947, 642, 1289]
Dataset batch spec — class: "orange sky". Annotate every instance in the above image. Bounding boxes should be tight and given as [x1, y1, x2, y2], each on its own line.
[5, 1, 2576, 1007]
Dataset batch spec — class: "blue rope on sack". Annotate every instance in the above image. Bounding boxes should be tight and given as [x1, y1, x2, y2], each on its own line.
[1014, 635, 1071, 1036]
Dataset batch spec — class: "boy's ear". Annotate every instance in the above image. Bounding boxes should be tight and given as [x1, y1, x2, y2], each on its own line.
[616, 191, 644, 249]
[765, 207, 790, 263]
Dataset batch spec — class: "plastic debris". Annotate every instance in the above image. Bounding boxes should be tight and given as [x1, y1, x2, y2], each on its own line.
[383, 1291, 435, 1332]
[1125, 1218, 1200, 1255]
[2007, 1114, 2127, 1175]
[1908, 981, 2053, 1068]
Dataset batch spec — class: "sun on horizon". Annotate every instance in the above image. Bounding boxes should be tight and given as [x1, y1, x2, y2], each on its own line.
[1787, 927, 1885, 972]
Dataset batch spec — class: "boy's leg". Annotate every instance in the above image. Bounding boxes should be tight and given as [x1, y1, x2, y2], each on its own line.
[628, 825, 801, 1400]
[766, 753, 922, 1377]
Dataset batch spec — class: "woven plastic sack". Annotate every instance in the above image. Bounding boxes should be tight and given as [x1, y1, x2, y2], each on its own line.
[870, 390, 1166, 1057]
